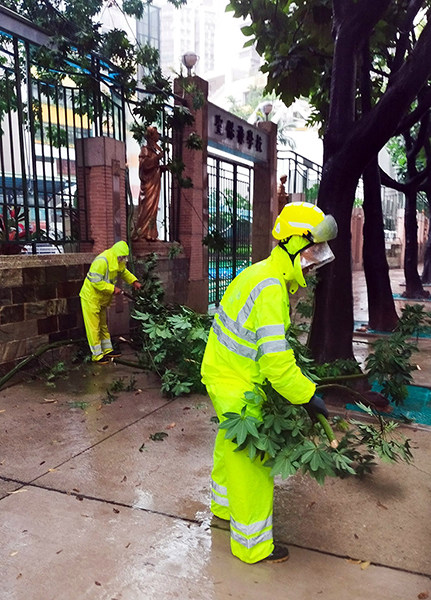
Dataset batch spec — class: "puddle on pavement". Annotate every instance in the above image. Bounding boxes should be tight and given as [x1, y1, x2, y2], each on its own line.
[150, 520, 212, 579]
[25, 362, 145, 403]
[132, 489, 155, 510]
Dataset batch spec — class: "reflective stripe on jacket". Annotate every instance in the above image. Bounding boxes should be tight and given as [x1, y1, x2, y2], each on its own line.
[201, 244, 315, 405]
[80, 241, 137, 308]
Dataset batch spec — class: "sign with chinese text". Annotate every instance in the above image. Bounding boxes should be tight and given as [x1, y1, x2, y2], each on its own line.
[208, 103, 268, 163]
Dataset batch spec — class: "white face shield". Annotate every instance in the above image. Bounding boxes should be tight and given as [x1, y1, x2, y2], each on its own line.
[300, 241, 335, 271]
[309, 215, 338, 243]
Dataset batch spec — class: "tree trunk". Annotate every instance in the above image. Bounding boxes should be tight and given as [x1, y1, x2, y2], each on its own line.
[309, 12, 431, 362]
[403, 190, 429, 297]
[360, 43, 398, 332]
[421, 192, 431, 283]
[309, 161, 358, 362]
[362, 157, 399, 330]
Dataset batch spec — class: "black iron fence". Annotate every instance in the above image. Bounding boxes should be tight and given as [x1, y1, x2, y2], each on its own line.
[277, 149, 322, 201]
[0, 16, 126, 254]
[207, 154, 253, 306]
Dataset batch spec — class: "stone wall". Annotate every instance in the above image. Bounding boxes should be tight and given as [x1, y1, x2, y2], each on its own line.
[0, 254, 91, 375]
[0, 248, 189, 375]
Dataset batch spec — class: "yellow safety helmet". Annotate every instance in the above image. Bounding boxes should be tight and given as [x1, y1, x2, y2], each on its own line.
[272, 201, 337, 243]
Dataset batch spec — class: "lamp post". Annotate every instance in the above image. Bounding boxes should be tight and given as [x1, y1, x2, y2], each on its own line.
[182, 51, 198, 76]
[263, 102, 273, 121]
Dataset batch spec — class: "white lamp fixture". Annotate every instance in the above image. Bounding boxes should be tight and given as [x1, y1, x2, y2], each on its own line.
[182, 51, 198, 76]
[263, 102, 273, 120]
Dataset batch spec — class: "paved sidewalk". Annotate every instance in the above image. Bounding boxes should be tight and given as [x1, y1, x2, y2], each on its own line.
[1, 269, 431, 599]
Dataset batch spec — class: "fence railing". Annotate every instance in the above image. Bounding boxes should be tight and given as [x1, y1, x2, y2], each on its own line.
[277, 149, 322, 201]
[0, 15, 127, 254]
[207, 154, 253, 306]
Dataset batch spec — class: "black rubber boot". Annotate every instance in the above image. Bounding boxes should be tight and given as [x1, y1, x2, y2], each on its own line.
[261, 545, 289, 563]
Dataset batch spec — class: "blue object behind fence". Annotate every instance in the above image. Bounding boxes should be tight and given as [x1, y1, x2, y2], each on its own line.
[346, 382, 431, 426]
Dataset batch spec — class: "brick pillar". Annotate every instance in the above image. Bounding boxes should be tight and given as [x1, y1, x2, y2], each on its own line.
[252, 121, 278, 263]
[173, 76, 209, 313]
[76, 137, 127, 254]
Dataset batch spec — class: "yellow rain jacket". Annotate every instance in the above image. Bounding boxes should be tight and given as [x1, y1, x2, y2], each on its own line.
[80, 241, 137, 308]
[201, 243, 316, 408]
[201, 241, 315, 564]
[80, 241, 137, 361]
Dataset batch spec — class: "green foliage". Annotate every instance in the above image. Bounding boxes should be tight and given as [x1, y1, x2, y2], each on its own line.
[103, 389, 118, 405]
[286, 324, 319, 383]
[365, 332, 416, 406]
[132, 255, 212, 398]
[0, 205, 28, 243]
[305, 183, 319, 203]
[178, 80, 205, 111]
[167, 242, 183, 259]
[314, 358, 362, 379]
[131, 253, 423, 414]
[45, 125, 69, 149]
[103, 376, 137, 404]
[149, 431, 169, 441]
[226, 0, 334, 120]
[133, 253, 164, 313]
[109, 376, 137, 393]
[364, 302, 431, 405]
[291, 273, 317, 322]
[227, 85, 274, 120]
[3, 0, 193, 152]
[202, 230, 227, 252]
[350, 403, 413, 464]
[395, 304, 431, 338]
[45, 361, 67, 381]
[167, 157, 194, 190]
[185, 132, 203, 150]
[220, 384, 412, 485]
[68, 401, 89, 411]
[161, 369, 194, 397]
[226, 0, 431, 200]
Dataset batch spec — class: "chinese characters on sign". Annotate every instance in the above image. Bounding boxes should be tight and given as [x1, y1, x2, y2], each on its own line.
[208, 103, 268, 163]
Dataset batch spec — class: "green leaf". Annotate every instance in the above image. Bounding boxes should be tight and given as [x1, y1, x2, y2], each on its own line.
[269, 449, 299, 479]
[150, 431, 168, 441]
[310, 450, 323, 472]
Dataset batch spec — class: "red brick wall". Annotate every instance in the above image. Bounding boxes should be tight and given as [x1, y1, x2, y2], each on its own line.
[173, 77, 209, 313]
[76, 137, 127, 253]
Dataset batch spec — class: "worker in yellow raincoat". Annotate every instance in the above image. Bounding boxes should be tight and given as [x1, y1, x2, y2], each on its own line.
[80, 241, 142, 364]
[201, 202, 338, 564]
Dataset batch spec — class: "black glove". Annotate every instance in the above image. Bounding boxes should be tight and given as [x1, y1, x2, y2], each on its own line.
[305, 395, 329, 421]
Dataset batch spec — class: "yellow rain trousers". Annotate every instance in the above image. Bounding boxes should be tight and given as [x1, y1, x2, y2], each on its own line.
[79, 241, 137, 362]
[201, 243, 316, 564]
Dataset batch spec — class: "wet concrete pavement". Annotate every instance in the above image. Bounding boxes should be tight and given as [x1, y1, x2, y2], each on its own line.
[1, 269, 431, 599]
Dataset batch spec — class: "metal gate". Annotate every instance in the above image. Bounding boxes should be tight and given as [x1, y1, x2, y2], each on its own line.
[0, 7, 126, 254]
[207, 154, 253, 306]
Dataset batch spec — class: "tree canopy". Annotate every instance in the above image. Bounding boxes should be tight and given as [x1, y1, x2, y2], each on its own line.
[228, 0, 431, 362]
[1, 0, 190, 142]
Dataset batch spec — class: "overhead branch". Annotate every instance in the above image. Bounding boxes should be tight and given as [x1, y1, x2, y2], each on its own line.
[408, 111, 430, 160]
[380, 168, 407, 192]
[327, 0, 391, 146]
[344, 12, 431, 167]
[380, 162, 431, 193]
[390, 0, 426, 76]
[395, 86, 431, 134]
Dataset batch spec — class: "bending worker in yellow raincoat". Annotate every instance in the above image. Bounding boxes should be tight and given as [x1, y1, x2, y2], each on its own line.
[80, 241, 142, 364]
[201, 202, 338, 564]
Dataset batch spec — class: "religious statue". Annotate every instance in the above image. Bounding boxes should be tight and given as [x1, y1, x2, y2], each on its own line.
[277, 174, 288, 214]
[133, 126, 165, 241]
